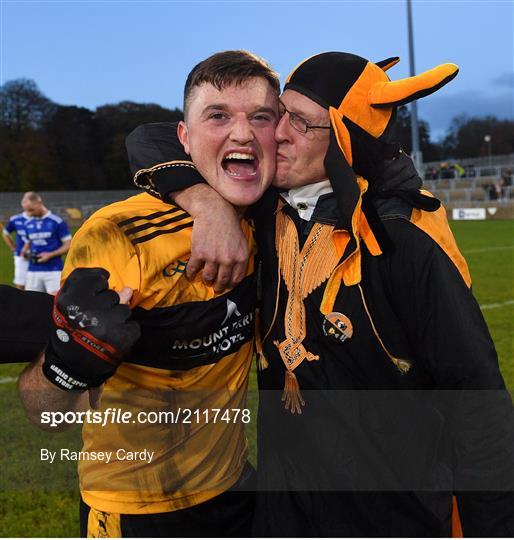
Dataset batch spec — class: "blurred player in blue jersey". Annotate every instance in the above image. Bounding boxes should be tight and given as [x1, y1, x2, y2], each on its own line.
[22, 192, 72, 295]
[1, 192, 35, 289]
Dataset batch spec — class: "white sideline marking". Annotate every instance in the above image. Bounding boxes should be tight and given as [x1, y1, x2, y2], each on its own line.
[481, 299, 514, 310]
[464, 245, 514, 255]
[0, 376, 17, 385]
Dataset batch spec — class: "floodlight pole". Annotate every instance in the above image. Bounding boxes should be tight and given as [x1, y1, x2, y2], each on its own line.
[484, 134, 492, 166]
[407, 0, 422, 171]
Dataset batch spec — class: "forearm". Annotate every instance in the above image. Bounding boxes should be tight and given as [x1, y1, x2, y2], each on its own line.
[18, 354, 88, 432]
[2, 233, 15, 251]
[172, 183, 250, 290]
[48, 240, 71, 258]
[172, 183, 239, 218]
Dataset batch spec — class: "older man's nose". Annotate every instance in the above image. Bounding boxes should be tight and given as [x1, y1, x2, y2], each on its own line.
[275, 114, 292, 144]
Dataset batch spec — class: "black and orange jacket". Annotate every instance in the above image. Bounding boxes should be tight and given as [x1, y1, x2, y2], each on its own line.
[252, 187, 514, 537]
[62, 192, 257, 514]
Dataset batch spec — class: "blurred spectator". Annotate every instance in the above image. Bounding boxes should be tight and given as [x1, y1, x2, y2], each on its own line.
[439, 163, 454, 179]
[424, 166, 439, 180]
[1, 193, 32, 289]
[454, 163, 465, 177]
[483, 183, 498, 201]
[494, 179, 503, 201]
[21, 192, 72, 295]
[502, 169, 512, 187]
[501, 169, 512, 201]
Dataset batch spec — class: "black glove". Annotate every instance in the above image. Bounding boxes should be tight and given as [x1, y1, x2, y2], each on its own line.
[42, 268, 141, 392]
[368, 151, 440, 212]
[126, 122, 205, 201]
[372, 151, 421, 193]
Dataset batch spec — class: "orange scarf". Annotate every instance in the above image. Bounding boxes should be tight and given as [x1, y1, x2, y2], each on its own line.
[274, 208, 341, 413]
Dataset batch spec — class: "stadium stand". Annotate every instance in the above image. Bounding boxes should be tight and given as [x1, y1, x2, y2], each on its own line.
[1, 156, 513, 226]
[423, 158, 514, 219]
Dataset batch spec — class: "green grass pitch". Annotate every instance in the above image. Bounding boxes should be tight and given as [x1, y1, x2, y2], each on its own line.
[0, 219, 512, 536]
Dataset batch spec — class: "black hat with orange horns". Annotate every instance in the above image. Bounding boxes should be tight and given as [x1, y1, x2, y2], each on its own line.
[284, 51, 458, 169]
[283, 52, 458, 254]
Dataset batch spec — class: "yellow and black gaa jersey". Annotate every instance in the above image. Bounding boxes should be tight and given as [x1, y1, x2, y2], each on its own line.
[62, 192, 256, 514]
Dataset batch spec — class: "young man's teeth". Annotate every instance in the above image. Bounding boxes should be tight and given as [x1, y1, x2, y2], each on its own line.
[225, 152, 254, 160]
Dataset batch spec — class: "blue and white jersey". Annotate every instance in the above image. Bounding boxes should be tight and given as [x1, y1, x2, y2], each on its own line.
[3, 212, 30, 256]
[25, 211, 72, 272]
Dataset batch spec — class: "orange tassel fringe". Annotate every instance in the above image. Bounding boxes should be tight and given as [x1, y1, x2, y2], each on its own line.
[282, 370, 305, 415]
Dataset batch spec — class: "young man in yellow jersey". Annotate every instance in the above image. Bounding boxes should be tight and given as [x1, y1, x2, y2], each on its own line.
[18, 50, 279, 537]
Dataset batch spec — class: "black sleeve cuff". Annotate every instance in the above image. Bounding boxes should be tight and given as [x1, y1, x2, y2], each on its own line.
[126, 122, 206, 201]
[147, 161, 205, 202]
[0, 286, 53, 364]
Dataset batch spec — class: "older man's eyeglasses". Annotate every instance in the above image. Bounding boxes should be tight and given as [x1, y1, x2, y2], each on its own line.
[278, 100, 331, 134]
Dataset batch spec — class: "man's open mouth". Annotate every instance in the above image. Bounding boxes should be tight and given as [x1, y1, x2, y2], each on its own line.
[222, 152, 259, 179]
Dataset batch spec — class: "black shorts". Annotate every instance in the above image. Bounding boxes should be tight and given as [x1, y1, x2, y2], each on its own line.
[80, 462, 256, 537]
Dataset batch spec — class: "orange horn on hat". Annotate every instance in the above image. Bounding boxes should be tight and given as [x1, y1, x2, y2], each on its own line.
[369, 63, 459, 109]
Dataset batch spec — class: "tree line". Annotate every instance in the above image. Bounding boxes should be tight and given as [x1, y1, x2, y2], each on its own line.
[394, 106, 514, 163]
[1, 79, 513, 192]
[0, 79, 183, 192]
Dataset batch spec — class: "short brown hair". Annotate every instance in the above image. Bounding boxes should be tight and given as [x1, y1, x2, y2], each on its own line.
[183, 50, 280, 117]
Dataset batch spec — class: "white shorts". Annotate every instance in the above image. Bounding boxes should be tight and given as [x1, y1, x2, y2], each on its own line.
[25, 270, 62, 295]
[13, 255, 29, 287]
